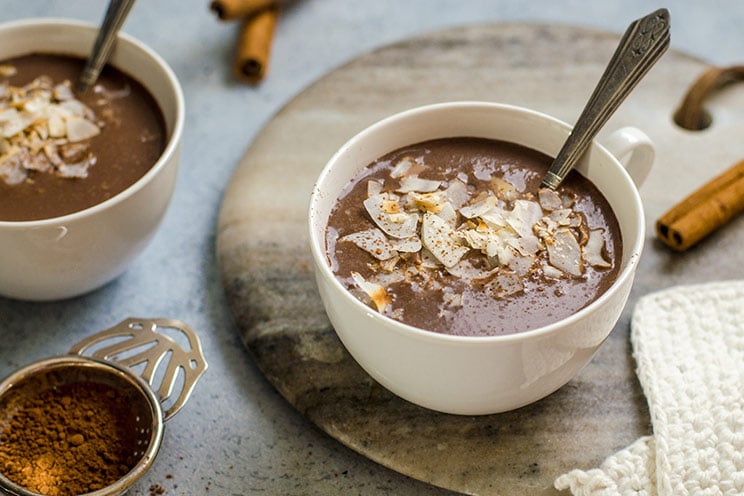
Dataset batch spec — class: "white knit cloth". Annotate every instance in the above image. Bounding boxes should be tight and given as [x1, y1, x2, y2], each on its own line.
[555, 281, 744, 496]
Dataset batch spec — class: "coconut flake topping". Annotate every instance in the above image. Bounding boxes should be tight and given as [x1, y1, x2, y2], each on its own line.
[0, 68, 102, 185]
[338, 154, 614, 310]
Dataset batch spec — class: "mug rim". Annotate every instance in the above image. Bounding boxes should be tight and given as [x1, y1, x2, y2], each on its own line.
[309, 100, 646, 344]
[0, 18, 185, 228]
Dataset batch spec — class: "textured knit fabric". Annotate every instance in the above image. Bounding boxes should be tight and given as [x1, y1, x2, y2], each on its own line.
[554, 281, 744, 496]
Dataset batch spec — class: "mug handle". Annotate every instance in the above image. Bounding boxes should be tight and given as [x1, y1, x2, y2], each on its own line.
[601, 126, 655, 188]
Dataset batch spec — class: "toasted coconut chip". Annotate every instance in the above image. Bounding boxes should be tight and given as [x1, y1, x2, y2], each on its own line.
[548, 208, 573, 226]
[546, 228, 583, 276]
[381, 197, 401, 214]
[437, 202, 459, 228]
[366, 179, 383, 197]
[542, 262, 564, 279]
[584, 229, 611, 268]
[479, 206, 509, 229]
[363, 194, 419, 239]
[390, 156, 415, 178]
[505, 233, 541, 257]
[59, 143, 89, 162]
[445, 260, 496, 281]
[420, 248, 441, 269]
[57, 160, 91, 178]
[53, 83, 74, 101]
[58, 99, 88, 118]
[396, 174, 441, 193]
[340, 228, 398, 260]
[47, 110, 67, 138]
[538, 188, 563, 211]
[350, 272, 390, 312]
[461, 225, 514, 262]
[43, 143, 63, 167]
[445, 179, 470, 208]
[0, 108, 25, 138]
[568, 213, 583, 228]
[406, 190, 448, 213]
[495, 242, 517, 266]
[23, 150, 52, 173]
[421, 212, 469, 267]
[404, 264, 421, 278]
[0, 152, 27, 185]
[487, 271, 524, 298]
[0, 65, 17, 78]
[66, 116, 100, 142]
[24, 76, 52, 91]
[505, 253, 534, 275]
[389, 236, 422, 253]
[505, 200, 543, 239]
[442, 290, 463, 308]
[379, 256, 400, 273]
[459, 194, 498, 219]
[23, 95, 49, 114]
[491, 177, 519, 201]
[536, 217, 556, 237]
[459, 228, 490, 253]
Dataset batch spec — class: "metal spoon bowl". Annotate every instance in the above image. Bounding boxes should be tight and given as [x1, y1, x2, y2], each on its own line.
[76, 0, 137, 93]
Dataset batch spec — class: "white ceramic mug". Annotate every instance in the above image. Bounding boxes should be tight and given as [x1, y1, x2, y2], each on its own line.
[309, 101, 653, 415]
[0, 19, 184, 300]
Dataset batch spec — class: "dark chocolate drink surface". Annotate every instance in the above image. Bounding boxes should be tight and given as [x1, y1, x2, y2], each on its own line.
[326, 137, 623, 336]
[0, 54, 166, 221]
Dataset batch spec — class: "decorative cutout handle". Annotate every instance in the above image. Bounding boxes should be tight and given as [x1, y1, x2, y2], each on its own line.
[69, 318, 208, 421]
[674, 65, 744, 130]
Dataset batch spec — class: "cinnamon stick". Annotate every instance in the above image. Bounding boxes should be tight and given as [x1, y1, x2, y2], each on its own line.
[233, 7, 278, 84]
[210, 0, 277, 20]
[656, 159, 744, 251]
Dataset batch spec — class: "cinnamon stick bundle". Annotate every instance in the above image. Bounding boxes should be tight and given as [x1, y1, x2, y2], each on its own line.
[210, 0, 277, 20]
[656, 159, 744, 251]
[233, 7, 278, 83]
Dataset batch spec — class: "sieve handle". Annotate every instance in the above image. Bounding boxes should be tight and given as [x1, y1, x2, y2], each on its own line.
[69, 318, 208, 421]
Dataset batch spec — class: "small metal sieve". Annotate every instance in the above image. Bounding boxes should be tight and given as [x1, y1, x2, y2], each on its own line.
[0, 318, 208, 496]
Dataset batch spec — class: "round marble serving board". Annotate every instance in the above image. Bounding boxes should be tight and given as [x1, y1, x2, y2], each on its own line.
[217, 23, 744, 495]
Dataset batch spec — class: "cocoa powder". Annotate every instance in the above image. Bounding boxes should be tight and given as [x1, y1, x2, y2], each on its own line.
[0, 381, 140, 496]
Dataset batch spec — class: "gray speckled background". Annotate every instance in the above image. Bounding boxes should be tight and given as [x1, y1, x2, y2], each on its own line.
[1, 1, 743, 495]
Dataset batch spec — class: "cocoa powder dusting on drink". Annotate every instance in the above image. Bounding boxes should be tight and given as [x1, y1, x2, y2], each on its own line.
[0, 381, 140, 496]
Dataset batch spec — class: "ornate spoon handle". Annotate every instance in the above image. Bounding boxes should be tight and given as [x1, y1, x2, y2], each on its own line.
[540, 8, 670, 190]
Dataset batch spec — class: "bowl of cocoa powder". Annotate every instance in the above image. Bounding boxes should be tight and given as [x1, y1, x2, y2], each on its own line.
[309, 101, 654, 415]
[0, 18, 184, 301]
[0, 317, 207, 496]
[0, 356, 163, 496]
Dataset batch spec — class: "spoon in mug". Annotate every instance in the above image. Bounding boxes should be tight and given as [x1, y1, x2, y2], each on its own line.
[540, 8, 670, 190]
[76, 0, 137, 93]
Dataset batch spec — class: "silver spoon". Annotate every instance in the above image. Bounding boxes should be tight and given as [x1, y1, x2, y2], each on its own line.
[76, 0, 137, 93]
[540, 8, 670, 190]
